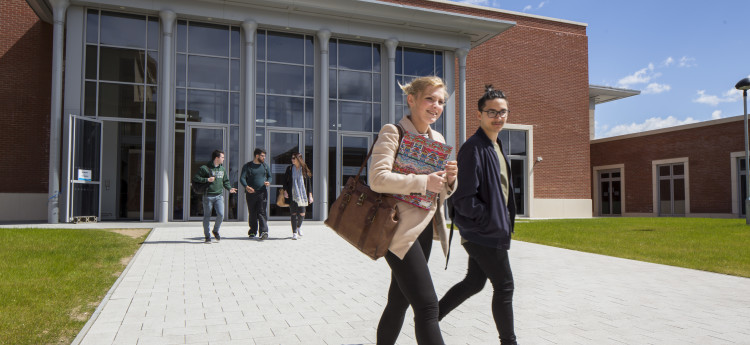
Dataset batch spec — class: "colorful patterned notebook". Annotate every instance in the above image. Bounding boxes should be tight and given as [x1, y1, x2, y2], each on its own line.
[392, 131, 453, 209]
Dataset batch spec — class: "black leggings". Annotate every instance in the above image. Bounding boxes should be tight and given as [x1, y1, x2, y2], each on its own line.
[376, 223, 444, 345]
[289, 200, 305, 233]
[438, 241, 516, 345]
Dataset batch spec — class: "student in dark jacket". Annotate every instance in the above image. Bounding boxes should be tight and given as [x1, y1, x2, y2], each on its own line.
[282, 152, 313, 239]
[438, 85, 518, 345]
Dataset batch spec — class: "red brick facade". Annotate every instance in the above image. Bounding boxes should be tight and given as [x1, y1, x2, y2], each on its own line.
[590, 118, 746, 215]
[0, 0, 52, 193]
[383, 0, 591, 200]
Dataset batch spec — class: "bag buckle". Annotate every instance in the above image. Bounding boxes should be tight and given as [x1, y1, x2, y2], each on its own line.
[356, 192, 367, 206]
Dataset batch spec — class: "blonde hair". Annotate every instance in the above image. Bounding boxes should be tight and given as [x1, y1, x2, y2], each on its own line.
[399, 76, 447, 98]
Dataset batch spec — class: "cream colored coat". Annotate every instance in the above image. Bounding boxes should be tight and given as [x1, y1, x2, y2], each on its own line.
[368, 116, 457, 260]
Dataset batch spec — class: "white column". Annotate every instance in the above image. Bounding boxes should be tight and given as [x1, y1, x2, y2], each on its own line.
[157, 10, 176, 222]
[384, 38, 398, 124]
[316, 29, 331, 220]
[456, 48, 469, 145]
[443, 50, 456, 152]
[47, 0, 69, 223]
[241, 20, 257, 221]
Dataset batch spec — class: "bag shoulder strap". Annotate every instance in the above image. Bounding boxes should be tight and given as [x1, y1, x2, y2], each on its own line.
[355, 124, 405, 184]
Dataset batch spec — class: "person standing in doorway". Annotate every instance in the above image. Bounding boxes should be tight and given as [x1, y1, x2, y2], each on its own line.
[283, 152, 312, 240]
[369, 76, 458, 345]
[193, 150, 237, 243]
[438, 85, 518, 344]
[240, 148, 270, 240]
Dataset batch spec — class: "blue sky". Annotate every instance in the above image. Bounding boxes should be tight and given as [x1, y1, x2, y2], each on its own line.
[449, 0, 750, 138]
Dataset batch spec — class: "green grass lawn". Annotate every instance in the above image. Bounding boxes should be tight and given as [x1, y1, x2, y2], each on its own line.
[512, 217, 750, 278]
[0, 228, 149, 345]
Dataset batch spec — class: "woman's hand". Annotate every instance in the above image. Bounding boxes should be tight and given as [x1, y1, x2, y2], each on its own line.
[426, 171, 446, 194]
[308, 194, 314, 203]
[284, 191, 289, 198]
[445, 160, 457, 186]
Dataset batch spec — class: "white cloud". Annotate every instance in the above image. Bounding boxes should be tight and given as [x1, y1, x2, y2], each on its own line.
[642, 83, 671, 94]
[450, 0, 493, 6]
[601, 116, 699, 137]
[678, 56, 696, 68]
[663, 57, 674, 67]
[712, 110, 723, 120]
[693, 89, 742, 106]
[617, 63, 659, 88]
[522, 1, 546, 11]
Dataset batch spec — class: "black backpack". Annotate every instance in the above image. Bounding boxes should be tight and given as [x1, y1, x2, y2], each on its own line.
[191, 181, 210, 195]
[192, 167, 212, 195]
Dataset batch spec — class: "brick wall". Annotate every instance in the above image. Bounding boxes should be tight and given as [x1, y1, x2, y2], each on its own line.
[590, 120, 746, 214]
[380, 0, 592, 200]
[0, 0, 52, 193]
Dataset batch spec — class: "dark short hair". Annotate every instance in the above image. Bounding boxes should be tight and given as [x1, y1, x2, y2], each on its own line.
[477, 84, 508, 111]
[254, 148, 266, 156]
[211, 150, 224, 160]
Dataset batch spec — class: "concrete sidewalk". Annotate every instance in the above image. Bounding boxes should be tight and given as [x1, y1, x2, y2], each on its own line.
[62, 221, 749, 345]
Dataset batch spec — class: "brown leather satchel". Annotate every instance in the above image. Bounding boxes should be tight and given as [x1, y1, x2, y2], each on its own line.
[324, 125, 404, 260]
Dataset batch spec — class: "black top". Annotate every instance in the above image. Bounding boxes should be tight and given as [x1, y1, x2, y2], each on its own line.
[451, 127, 517, 250]
[282, 165, 311, 203]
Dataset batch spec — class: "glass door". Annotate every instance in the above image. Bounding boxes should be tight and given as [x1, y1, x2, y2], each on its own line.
[67, 115, 103, 222]
[658, 163, 686, 216]
[739, 158, 747, 217]
[267, 130, 303, 219]
[598, 170, 622, 216]
[336, 134, 371, 197]
[100, 121, 144, 221]
[186, 125, 227, 220]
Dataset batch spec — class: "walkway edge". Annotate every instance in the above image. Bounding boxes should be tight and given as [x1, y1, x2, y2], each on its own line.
[70, 227, 158, 345]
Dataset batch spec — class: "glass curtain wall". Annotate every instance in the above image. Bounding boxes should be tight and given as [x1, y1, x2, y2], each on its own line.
[83, 10, 158, 220]
[173, 20, 241, 220]
[394, 47, 445, 134]
[256, 31, 315, 218]
[327, 39, 382, 205]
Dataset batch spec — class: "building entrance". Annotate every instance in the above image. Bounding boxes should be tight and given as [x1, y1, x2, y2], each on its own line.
[67, 115, 103, 222]
[598, 170, 622, 216]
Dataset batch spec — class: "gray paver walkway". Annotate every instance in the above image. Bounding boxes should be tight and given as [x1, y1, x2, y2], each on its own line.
[65, 221, 750, 344]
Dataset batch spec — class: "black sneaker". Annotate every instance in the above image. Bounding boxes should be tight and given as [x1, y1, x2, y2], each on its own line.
[212, 230, 221, 241]
[248, 229, 256, 239]
[204, 237, 211, 243]
[259, 232, 268, 241]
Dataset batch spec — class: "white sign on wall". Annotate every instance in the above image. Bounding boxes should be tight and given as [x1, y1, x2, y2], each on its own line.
[78, 169, 92, 181]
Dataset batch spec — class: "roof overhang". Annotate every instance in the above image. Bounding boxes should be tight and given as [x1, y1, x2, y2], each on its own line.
[26, 0, 516, 48]
[26, 0, 52, 23]
[590, 84, 640, 105]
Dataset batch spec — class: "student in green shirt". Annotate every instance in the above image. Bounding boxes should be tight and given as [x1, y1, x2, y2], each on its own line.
[192, 150, 237, 243]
